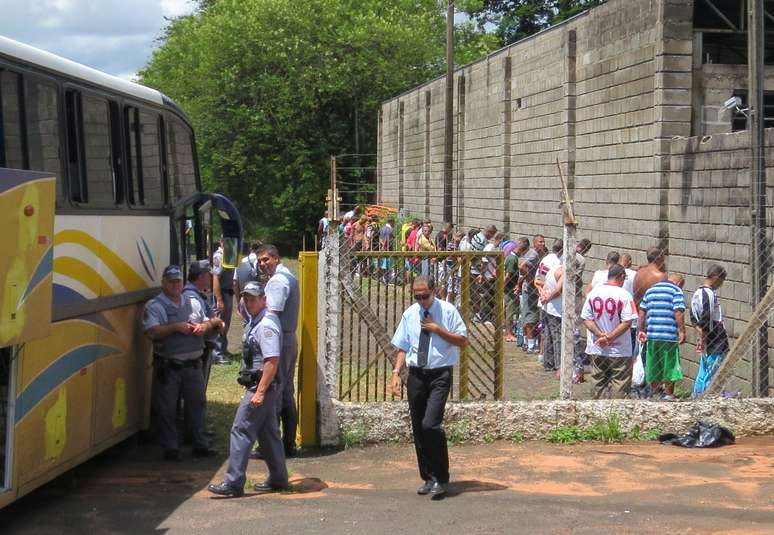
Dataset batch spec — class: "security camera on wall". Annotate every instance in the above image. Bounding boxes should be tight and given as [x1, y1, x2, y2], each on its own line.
[722, 96, 742, 111]
[721, 95, 750, 119]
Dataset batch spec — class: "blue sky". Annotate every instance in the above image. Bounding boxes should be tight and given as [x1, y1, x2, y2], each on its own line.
[0, 0, 195, 80]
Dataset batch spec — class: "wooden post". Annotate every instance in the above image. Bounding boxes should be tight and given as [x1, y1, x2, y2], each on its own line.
[557, 160, 577, 400]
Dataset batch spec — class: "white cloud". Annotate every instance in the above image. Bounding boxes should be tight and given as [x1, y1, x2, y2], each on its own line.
[161, 0, 195, 17]
[0, 0, 196, 77]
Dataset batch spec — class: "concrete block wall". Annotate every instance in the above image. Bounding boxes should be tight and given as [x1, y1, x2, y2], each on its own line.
[573, 0, 664, 262]
[378, 0, 682, 264]
[377, 0, 774, 394]
[668, 130, 774, 393]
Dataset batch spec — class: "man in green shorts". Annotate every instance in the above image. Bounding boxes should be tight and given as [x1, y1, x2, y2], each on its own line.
[637, 273, 686, 401]
[504, 248, 521, 342]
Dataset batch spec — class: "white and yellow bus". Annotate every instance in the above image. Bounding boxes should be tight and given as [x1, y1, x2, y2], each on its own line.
[0, 35, 242, 508]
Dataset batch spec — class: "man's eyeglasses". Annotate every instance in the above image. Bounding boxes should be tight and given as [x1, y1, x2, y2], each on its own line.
[413, 293, 431, 301]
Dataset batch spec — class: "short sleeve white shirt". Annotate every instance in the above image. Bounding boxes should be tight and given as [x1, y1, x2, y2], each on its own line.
[581, 284, 638, 357]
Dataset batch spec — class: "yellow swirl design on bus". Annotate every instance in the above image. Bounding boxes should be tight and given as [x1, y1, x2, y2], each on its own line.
[53, 256, 111, 296]
[54, 229, 148, 291]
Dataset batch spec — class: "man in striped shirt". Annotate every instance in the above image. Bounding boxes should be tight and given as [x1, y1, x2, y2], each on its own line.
[637, 273, 686, 401]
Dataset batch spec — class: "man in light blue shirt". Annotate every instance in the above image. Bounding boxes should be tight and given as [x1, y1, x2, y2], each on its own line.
[258, 244, 300, 457]
[391, 276, 468, 499]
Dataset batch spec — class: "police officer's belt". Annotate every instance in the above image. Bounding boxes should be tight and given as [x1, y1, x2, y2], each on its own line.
[237, 369, 279, 388]
[154, 354, 202, 369]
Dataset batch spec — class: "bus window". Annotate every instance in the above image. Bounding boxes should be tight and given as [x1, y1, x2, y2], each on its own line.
[125, 106, 142, 205]
[26, 80, 63, 200]
[65, 89, 87, 203]
[140, 110, 164, 208]
[0, 70, 26, 169]
[81, 94, 117, 206]
[126, 107, 165, 209]
[167, 117, 197, 201]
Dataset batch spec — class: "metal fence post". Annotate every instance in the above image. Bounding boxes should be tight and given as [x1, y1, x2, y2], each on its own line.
[494, 252, 505, 399]
[460, 255, 471, 399]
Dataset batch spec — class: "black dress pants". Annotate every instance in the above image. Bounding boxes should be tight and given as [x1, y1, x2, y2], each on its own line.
[407, 366, 452, 484]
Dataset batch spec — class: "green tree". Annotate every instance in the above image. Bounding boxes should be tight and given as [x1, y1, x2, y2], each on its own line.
[140, 0, 448, 249]
[463, 0, 606, 46]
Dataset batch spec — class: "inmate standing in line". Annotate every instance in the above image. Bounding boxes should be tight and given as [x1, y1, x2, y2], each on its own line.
[391, 276, 469, 499]
[208, 282, 288, 497]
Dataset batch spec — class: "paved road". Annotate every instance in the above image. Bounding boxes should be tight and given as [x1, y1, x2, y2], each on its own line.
[3, 437, 774, 534]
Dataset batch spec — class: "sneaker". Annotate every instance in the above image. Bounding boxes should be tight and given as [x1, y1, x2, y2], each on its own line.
[659, 394, 678, 402]
[472, 313, 483, 324]
[537, 354, 544, 364]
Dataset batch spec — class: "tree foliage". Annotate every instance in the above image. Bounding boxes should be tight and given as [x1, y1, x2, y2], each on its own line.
[463, 0, 606, 46]
[141, 0, 452, 248]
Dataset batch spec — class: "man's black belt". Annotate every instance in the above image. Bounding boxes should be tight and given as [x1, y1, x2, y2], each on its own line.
[154, 354, 202, 369]
[221, 288, 234, 294]
[237, 369, 280, 388]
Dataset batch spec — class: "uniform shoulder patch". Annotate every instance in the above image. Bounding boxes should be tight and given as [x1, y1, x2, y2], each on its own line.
[263, 328, 274, 338]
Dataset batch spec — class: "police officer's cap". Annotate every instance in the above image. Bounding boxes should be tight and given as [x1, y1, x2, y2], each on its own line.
[241, 281, 265, 296]
[189, 259, 212, 276]
[162, 265, 183, 280]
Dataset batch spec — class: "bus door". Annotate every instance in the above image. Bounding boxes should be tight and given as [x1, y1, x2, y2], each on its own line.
[172, 193, 243, 277]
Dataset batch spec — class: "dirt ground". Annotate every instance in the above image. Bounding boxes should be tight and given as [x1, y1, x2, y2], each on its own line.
[3, 437, 774, 534]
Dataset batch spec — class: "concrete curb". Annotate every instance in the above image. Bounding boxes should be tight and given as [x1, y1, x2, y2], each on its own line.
[333, 398, 774, 444]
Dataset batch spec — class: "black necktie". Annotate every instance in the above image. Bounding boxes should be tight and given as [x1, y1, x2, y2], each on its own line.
[417, 309, 431, 368]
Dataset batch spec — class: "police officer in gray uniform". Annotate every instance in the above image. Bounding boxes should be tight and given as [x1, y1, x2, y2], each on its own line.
[233, 242, 262, 326]
[257, 244, 300, 456]
[182, 259, 223, 387]
[144, 265, 221, 461]
[208, 282, 289, 497]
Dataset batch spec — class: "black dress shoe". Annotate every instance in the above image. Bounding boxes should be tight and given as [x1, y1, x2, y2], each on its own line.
[163, 449, 182, 462]
[429, 481, 447, 499]
[207, 482, 244, 497]
[284, 446, 297, 458]
[253, 480, 288, 492]
[417, 480, 433, 495]
[192, 447, 218, 458]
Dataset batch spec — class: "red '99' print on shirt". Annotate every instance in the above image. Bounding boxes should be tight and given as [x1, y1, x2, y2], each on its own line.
[591, 297, 623, 320]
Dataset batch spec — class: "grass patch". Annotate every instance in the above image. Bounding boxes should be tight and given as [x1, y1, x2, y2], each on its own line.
[341, 423, 369, 449]
[446, 419, 471, 445]
[206, 360, 244, 451]
[482, 432, 496, 444]
[673, 384, 692, 400]
[509, 432, 525, 443]
[545, 414, 661, 445]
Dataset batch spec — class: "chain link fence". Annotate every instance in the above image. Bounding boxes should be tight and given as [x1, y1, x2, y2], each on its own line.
[333, 231, 505, 401]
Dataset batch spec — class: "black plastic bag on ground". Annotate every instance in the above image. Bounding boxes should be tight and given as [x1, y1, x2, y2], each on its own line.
[658, 421, 735, 448]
